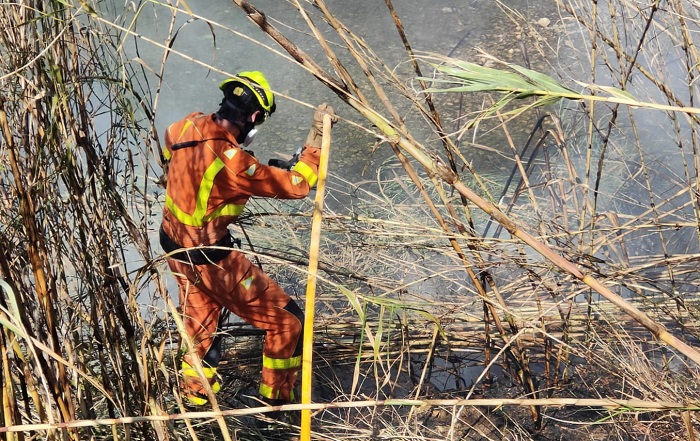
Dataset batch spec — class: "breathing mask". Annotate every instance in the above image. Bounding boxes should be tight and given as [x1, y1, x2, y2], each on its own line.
[241, 128, 257, 147]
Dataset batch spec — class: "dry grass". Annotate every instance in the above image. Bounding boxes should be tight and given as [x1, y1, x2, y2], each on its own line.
[0, 0, 699, 440]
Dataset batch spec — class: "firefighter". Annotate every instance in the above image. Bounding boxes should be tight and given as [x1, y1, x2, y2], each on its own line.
[159, 70, 336, 408]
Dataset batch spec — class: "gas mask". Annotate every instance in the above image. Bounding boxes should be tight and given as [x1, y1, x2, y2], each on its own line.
[235, 118, 258, 147]
[241, 128, 257, 147]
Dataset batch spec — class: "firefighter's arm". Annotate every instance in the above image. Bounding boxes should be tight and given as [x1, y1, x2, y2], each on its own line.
[233, 151, 318, 199]
[233, 104, 336, 197]
[290, 147, 321, 187]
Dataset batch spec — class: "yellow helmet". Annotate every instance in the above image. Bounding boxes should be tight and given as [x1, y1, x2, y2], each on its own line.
[219, 71, 276, 122]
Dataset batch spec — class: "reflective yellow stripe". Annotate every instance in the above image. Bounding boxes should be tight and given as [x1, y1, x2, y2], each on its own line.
[206, 201, 246, 220]
[292, 161, 317, 187]
[178, 120, 193, 140]
[262, 354, 302, 370]
[181, 361, 217, 379]
[166, 197, 245, 227]
[182, 378, 221, 406]
[195, 158, 226, 220]
[165, 194, 196, 225]
[164, 124, 181, 160]
[185, 395, 208, 406]
[181, 361, 221, 403]
[166, 157, 246, 227]
[258, 385, 295, 401]
[259, 384, 278, 400]
[166, 119, 248, 226]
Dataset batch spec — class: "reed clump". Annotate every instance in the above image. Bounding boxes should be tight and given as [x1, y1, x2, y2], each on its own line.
[0, 1, 699, 440]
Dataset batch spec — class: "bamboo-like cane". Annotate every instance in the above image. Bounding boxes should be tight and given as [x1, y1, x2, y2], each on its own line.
[300, 114, 333, 441]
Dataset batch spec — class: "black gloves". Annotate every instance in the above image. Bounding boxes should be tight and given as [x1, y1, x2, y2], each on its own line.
[268, 156, 297, 170]
[268, 147, 302, 170]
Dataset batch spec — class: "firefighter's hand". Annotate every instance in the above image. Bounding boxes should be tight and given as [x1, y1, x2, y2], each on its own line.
[311, 103, 337, 133]
[306, 103, 337, 148]
[268, 147, 302, 170]
[268, 157, 295, 170]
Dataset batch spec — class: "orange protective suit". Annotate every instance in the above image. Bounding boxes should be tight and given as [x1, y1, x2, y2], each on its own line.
[160, 112, 320, 405]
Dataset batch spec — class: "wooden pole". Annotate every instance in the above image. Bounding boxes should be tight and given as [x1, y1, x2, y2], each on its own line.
[300, 114, 333, 440]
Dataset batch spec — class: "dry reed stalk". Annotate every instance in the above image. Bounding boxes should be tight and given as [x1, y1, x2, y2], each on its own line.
[0, 95, 75, 439]
[300, 114, 333, 439]
[0, 312, 19, 441]
[556, 0, 700, 126]
[221, 2, 700, 436]
[683, 410, 697, 441]
[1, 0, 699, 439]
[0, 396, 696, 433]
[312, 0, 545, 424]
[0, 1, 175, 438]
[227, 6, 700, 439]
[388, 135, 541, 407]
[383, 0, 459, 172]
[211, 14, 700, 441]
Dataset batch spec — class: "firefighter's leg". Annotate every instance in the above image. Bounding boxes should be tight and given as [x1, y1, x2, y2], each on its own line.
[168, 259, 223, 406]
[261, 299, 304, 404]
[215, 252, 304, 403]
